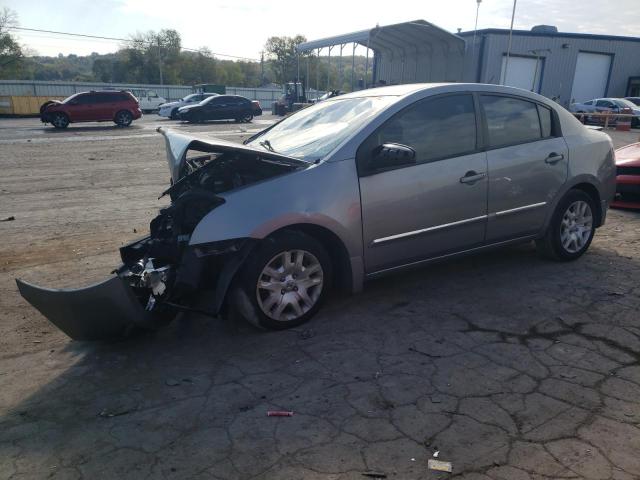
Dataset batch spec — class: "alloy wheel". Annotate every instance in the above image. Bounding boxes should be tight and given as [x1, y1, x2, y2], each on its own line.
[52, 114, 67, 128]
[560, 200, 593, 253]
[256, 250, 324, 322]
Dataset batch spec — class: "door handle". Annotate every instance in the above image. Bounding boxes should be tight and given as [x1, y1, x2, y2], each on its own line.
[545, 152, 564, 164]
[460, 171, 486, 184]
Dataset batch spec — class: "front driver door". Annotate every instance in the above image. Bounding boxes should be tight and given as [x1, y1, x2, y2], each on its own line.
[204, 97, 225, 120]
[358, 93, 488, 274]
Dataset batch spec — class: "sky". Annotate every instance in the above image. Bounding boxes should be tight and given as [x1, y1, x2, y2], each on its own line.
[5, 0, 640, 60]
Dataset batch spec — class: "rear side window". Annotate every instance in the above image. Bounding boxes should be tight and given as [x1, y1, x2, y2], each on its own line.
[481, 95, 542, 147]
[365, 94, 477, 165]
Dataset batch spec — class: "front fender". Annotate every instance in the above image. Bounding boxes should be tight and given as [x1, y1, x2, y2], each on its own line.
[189, 159, 364, 268]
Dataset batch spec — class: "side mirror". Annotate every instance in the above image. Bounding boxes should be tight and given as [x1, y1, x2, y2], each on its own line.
[369, 143, 416, 171]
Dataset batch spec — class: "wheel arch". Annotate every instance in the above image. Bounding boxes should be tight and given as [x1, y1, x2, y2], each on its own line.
[570, 182, 602, 226]
[542, 177, 605, 234]
[267, 223, 353, 294]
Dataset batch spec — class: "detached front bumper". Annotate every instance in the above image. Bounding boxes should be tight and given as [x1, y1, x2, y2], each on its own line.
[16, 276, 155, 341]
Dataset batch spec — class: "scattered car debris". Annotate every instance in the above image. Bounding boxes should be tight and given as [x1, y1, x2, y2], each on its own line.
[165, 379, 181, 386]
[430, 396, 443, 404]
[267, 410, 294, 417]
[1, 216, 15, 222]
[607, 291, 625, 296]
[428, 459, 453, 473]
[361, 472, 387, 479]
[433, 450, 440, 458]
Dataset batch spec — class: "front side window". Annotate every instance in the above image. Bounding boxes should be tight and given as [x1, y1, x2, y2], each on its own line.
[481, 95, 542, 148]
[361, 94, 477, 166]
[75, 94, 96, 105]
[596, 100, 612, 108]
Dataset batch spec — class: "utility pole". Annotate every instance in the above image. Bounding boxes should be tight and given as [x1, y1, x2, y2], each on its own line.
[471, 0, 482, 66]
[503, 0, 517, 86]
[157, 36, 163, 85]
[260, 50, 265, 86]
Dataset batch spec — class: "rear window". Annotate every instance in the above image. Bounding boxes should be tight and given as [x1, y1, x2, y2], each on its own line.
[481, 95, 543, 148]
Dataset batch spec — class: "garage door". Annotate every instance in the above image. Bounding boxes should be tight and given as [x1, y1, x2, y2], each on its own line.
[500, 55, 542, 92]
[570, 52, 612, 103]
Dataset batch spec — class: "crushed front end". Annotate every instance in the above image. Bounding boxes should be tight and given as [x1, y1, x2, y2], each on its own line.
[16, 128, 306, 341]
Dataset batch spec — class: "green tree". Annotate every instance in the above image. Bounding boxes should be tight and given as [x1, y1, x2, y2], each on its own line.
[264, 35, 307, 84]
[0, 7, 24, 78]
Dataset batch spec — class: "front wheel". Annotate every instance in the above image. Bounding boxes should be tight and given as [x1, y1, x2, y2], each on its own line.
[536, 190, 596, 261]
[51, 112, 69, 129]
[230, 231, 331, 330]
[114, 110, 133, 127]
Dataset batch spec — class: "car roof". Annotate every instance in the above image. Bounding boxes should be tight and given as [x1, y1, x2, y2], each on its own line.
[332, 83, 557, 106]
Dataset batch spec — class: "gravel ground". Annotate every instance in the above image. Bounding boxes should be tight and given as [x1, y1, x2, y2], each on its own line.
[0, 115, 639, 479]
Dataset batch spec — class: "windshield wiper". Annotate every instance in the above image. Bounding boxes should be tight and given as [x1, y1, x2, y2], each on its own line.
[259, 140, 275, 152]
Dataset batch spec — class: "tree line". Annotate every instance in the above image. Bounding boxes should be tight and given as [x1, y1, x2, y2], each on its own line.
[0, 8, 372, 90]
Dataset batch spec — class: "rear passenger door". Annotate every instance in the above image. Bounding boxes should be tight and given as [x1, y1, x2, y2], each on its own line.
[481, 95, 568, 242]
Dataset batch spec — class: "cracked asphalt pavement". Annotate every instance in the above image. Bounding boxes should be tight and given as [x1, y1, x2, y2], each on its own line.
[1, 116, 639, 479]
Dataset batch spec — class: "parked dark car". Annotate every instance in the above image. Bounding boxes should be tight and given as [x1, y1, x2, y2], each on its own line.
[40, 90, 142, 129]
[178, 95, 261, 123]
[625, 97, 640, 106]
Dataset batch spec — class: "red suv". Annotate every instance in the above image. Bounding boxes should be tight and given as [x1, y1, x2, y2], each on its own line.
[40, 90, 142, 129]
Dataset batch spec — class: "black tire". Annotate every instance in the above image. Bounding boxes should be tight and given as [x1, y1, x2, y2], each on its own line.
[51, 112, 69, 129]
[230, 231, 332, 330]
[536, 189, 597, 261]
[114, 110, 133, 127]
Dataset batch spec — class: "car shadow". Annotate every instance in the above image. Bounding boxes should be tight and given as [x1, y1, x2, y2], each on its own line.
[1, 237, 639, 477]
[43, 124, 145, 133]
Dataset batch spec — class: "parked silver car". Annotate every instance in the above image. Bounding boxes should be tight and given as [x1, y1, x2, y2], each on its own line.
[17, 83, 616, 340]
[158, 93, 219, 119]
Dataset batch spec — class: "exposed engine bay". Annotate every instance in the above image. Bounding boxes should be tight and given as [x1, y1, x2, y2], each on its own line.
[16, 129, 308, 340]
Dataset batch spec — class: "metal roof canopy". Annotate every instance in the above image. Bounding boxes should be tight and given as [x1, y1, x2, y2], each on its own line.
[296, 20, 466, 90]
[297, 19, 464, 54]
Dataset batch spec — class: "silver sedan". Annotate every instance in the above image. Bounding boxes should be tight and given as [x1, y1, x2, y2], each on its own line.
[18, 83, 616, 339]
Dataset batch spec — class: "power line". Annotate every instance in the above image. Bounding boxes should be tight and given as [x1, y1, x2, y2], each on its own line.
[7, 26, 259, 61]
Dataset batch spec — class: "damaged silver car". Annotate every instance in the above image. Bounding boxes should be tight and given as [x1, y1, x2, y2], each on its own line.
[17, 83, 616, 340]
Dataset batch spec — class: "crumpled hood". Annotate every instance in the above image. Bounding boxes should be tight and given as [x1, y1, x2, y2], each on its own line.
[157, 127, 309, 182]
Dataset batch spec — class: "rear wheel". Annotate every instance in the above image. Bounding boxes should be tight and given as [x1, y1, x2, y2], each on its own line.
[230, 231, 331, 330]
[114, 110, 133, 127]
[536, 190, 596, 261]
[236, 113, 253, 123]
[51, 112, 69, 129]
